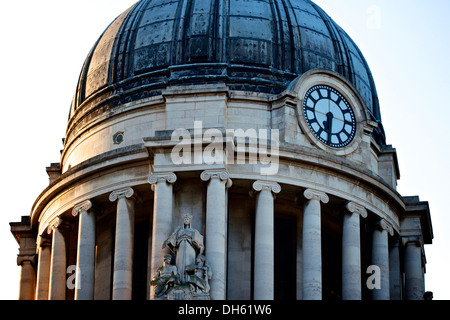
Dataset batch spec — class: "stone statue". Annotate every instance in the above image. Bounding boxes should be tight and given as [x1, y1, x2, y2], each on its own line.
[151, 213, 212, 300]
[163, 213, 204, 283]
[185, 254, 212, 294]
[150, 254, 180, 297]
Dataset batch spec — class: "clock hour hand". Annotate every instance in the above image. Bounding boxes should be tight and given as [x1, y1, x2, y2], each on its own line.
[323, 112, 334, 144]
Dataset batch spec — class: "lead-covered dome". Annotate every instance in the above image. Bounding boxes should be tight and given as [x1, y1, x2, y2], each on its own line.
[69, 0, 385, 144]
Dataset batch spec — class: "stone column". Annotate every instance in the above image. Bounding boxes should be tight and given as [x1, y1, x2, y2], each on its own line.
[252, 181, 281, 300]
[402, 236, 424, 300]
[17, 256, 36, 300]
[48, 218, 70, 300]
[389, 238, 402, 300]
[372, 219, 393, 300]
[302, 188, 329, 300]
[201, 170, 232, 300]
[109, 187, 137, 300]
[72, 200, 96, 300]
[342, 202, 367, 300]
[148, 172, 177, 300]
[35, 236, 52, 300]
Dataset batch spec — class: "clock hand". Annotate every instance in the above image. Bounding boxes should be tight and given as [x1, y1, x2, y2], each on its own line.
[325, 112, 334, 144]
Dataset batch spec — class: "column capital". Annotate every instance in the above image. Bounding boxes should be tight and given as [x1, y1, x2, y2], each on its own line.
[375, 219, 394, 236]
[345, 201, 368, 218]
[148, 172, 177, 185]
[252, 180, 281, 194]
[17, 255, 36, 267]
[36, 235, 52, 249]
[109, 187, 137, 202]
[303, 188, 329, 204]
[72, 200, 94, 217]
[200, 170, 232, 188]
[47, 217, 72, 235]
[401, 236, 422, 247]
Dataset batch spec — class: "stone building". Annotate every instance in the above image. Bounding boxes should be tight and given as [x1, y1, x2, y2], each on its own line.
[10, 0, 433, 300]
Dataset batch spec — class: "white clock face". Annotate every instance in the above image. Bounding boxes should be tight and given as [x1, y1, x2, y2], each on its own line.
[303, 85, 356, 148]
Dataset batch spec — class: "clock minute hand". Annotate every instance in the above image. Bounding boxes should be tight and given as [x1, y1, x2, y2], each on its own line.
[325, 112, 334, 144]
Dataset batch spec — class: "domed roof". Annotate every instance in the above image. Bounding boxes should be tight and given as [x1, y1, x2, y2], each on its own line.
[70, 0, 385, 144]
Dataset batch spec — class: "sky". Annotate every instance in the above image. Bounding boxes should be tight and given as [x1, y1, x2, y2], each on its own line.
[0, 0, 449, 300]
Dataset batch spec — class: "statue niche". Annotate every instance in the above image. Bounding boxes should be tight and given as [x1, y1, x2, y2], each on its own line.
[151, 213, 211, 300]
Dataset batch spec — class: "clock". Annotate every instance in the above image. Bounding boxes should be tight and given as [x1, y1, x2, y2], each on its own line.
[302, 85, 356, 148]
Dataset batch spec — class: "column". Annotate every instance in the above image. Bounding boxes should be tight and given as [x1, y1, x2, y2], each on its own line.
[372, 219, 393, 300]
[109, 187, 137, 300]
[342, 202, 367, 300]
[35, 236, 52, 300]
[201, 170, 232, 300]
[72, 200, 96, 300]
[148, 172, 177, 300]
[389, 238, 402, 300]
[17, 256, 36, 300]
[302, 188, 329, 300]
[252, 181, 281, 300]
[48, 218, 70, 300]
[402, 236, 424, 300]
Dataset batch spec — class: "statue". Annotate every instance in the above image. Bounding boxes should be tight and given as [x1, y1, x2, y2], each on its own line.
[162, 213, 204, 283]
[150, 254, 180, 297]
[151, 213, 212, 300]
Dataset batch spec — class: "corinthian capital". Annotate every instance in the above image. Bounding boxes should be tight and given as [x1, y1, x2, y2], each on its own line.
[72, 200, 94, 217]
[252, 180, 281, 194]
[346, 201, 368, 218]
[303, 188, 329, 204]
[148, 172, 177, 185]
[109, 187, 136, 202]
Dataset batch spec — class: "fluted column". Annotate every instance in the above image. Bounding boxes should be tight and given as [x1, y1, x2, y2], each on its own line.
[252, 181, 281, 300]
[302, 188, 329, 300]
[372, 219, 393, 300]
[148, 172, 177, 300]
[72, 200, 96, 300]
[109, 187, 137, 300]
[342, 202, 367, 300]
[35, 236, 51, 300]
[402, 236, 424, 300]
[201, 170, 232, 300]
[48, 218, 70, 300]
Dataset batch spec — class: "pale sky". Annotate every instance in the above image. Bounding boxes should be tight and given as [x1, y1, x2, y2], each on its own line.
[0, 0, 448, 300]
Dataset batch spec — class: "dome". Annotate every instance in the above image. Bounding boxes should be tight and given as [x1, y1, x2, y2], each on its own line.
[69, 0, 385, 144]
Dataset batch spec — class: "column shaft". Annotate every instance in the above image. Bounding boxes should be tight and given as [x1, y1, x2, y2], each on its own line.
[342, 212, 362, 300]
[18, 260, 36, 300]
[112, 195, 135, 300]
[48, 224, 67, 300]
[403, 238, 424, 300]
[73, 201, 96, 300]
[372, 220, 392, 300]
[35, 240, 51, 300]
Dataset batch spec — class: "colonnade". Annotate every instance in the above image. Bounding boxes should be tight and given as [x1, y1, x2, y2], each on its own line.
[26, 170, 425, 300]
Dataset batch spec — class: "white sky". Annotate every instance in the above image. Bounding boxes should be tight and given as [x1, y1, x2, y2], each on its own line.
[0, 0, 448, 300]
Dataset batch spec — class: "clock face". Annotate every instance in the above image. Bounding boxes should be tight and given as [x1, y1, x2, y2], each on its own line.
[303, 85, 356, 148]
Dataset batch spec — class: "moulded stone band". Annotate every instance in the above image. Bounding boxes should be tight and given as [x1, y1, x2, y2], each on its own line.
[303, 188, 329, 204]
[252, 181, 281, 194]
[346, 201, 368, 218]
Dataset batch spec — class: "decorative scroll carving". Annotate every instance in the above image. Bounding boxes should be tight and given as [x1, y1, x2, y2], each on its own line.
[46, 217, 72, 235]
[252, 181, 281, 194]
[148, 172, 177, 185]
[151, 213, 211, 300]
[72, 200, 93, 217]
[346, 201, 368, 218]
[375, 219, 394, 236]
[303, 188, 329, 204]
[200, 170, 232, 188]
[109, 187, 135, 202]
